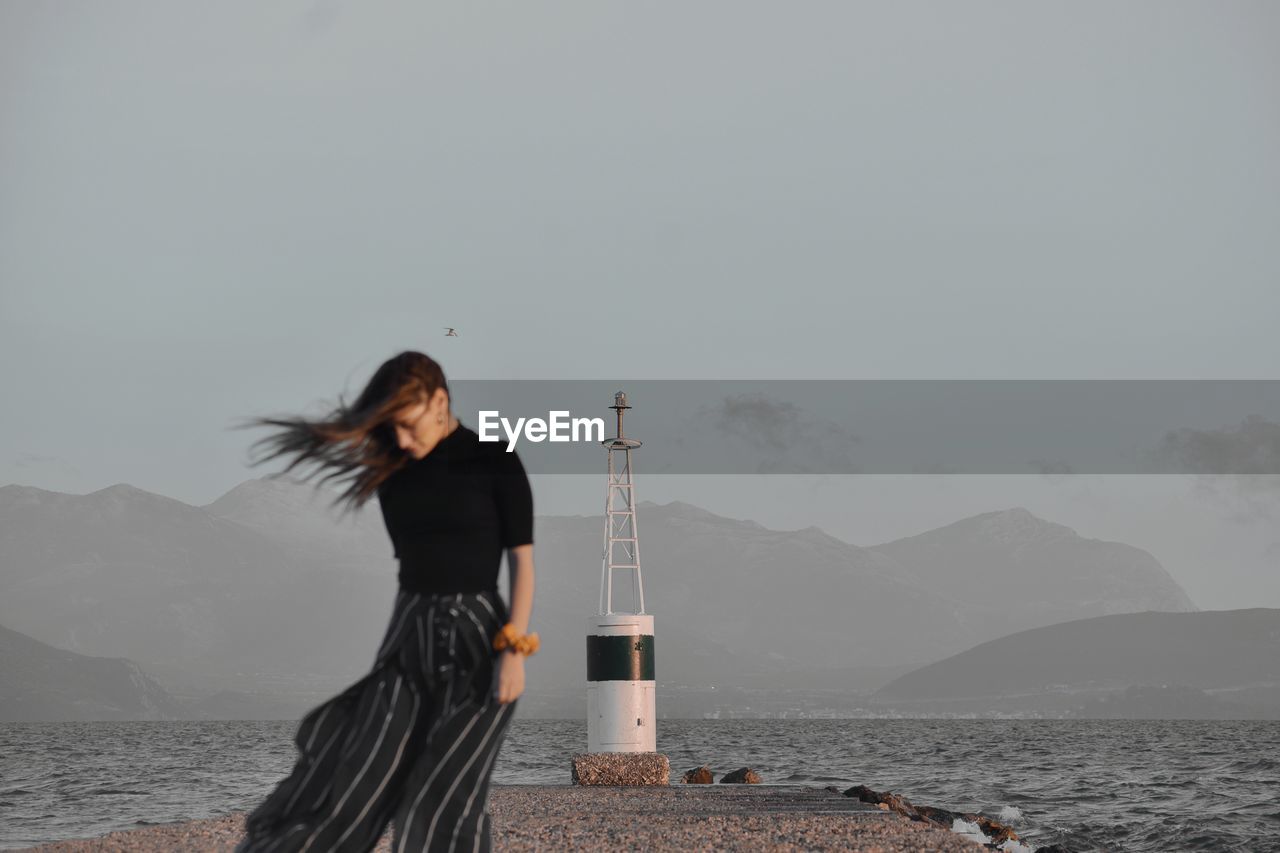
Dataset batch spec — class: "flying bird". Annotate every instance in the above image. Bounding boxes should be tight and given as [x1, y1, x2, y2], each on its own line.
[444, 327, 458, 337]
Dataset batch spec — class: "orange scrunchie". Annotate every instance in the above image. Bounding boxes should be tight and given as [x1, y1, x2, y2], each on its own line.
[493, 623, 540, 656]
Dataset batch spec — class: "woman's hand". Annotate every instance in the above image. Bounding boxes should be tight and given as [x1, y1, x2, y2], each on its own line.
[492, 649, 525, 704]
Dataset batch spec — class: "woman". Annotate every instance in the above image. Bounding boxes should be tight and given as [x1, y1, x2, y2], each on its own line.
[232, 350, 537, 853]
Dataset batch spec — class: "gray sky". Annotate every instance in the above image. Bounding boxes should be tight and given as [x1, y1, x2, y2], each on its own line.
[3, 1, 1278, 609]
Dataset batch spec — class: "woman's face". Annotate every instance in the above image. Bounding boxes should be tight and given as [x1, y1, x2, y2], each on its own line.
[390, 388, 453, 459]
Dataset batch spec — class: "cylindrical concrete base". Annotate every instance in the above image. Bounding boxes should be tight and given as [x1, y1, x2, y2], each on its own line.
[586, 613, 656, 752]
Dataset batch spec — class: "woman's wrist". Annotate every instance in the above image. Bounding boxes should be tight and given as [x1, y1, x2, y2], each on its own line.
[493, 622, 539, 656]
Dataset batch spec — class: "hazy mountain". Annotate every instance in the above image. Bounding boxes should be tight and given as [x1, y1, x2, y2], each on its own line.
[0, 620, 313, 721]
[873, 609, 1280, 718]
[0, 622, 181, 721]
[0, 480, 1200, 716]
[868, 507, 1197, 638]
[203, 475, 392, 563]
[0, 482, 401, 691]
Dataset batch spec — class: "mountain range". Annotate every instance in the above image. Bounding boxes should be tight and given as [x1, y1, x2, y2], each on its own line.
[0, 478, 1200, 718]
[873, 608, 1280, 718]
[0, 621, 178, 721]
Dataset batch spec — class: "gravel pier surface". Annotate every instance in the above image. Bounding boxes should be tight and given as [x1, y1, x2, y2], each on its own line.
[14, 784, 983, 852]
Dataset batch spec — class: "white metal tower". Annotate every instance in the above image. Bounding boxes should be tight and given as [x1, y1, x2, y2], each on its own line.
[585, 391, 657, 753]
[600, 391, 645, 615]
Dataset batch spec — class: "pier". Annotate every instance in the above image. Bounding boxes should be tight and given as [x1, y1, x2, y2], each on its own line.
[17, 784, 982, 852]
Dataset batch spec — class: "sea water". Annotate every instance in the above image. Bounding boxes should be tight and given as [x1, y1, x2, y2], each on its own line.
[2, 719, 1277, 852]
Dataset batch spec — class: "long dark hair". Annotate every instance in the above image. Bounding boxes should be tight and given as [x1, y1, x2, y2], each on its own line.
[231, 350, 449, 518]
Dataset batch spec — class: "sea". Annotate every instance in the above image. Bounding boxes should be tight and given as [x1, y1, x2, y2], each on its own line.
[2, 719, 1278, 852]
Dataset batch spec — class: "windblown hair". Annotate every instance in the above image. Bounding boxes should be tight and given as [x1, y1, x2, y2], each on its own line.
[231, 350, 449, 518]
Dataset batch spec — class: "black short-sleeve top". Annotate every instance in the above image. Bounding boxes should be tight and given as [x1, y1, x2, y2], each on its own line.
[376, 423, 534, 595]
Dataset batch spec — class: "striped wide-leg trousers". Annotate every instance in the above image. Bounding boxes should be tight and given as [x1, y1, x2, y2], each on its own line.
[235, 587, 519, 853]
